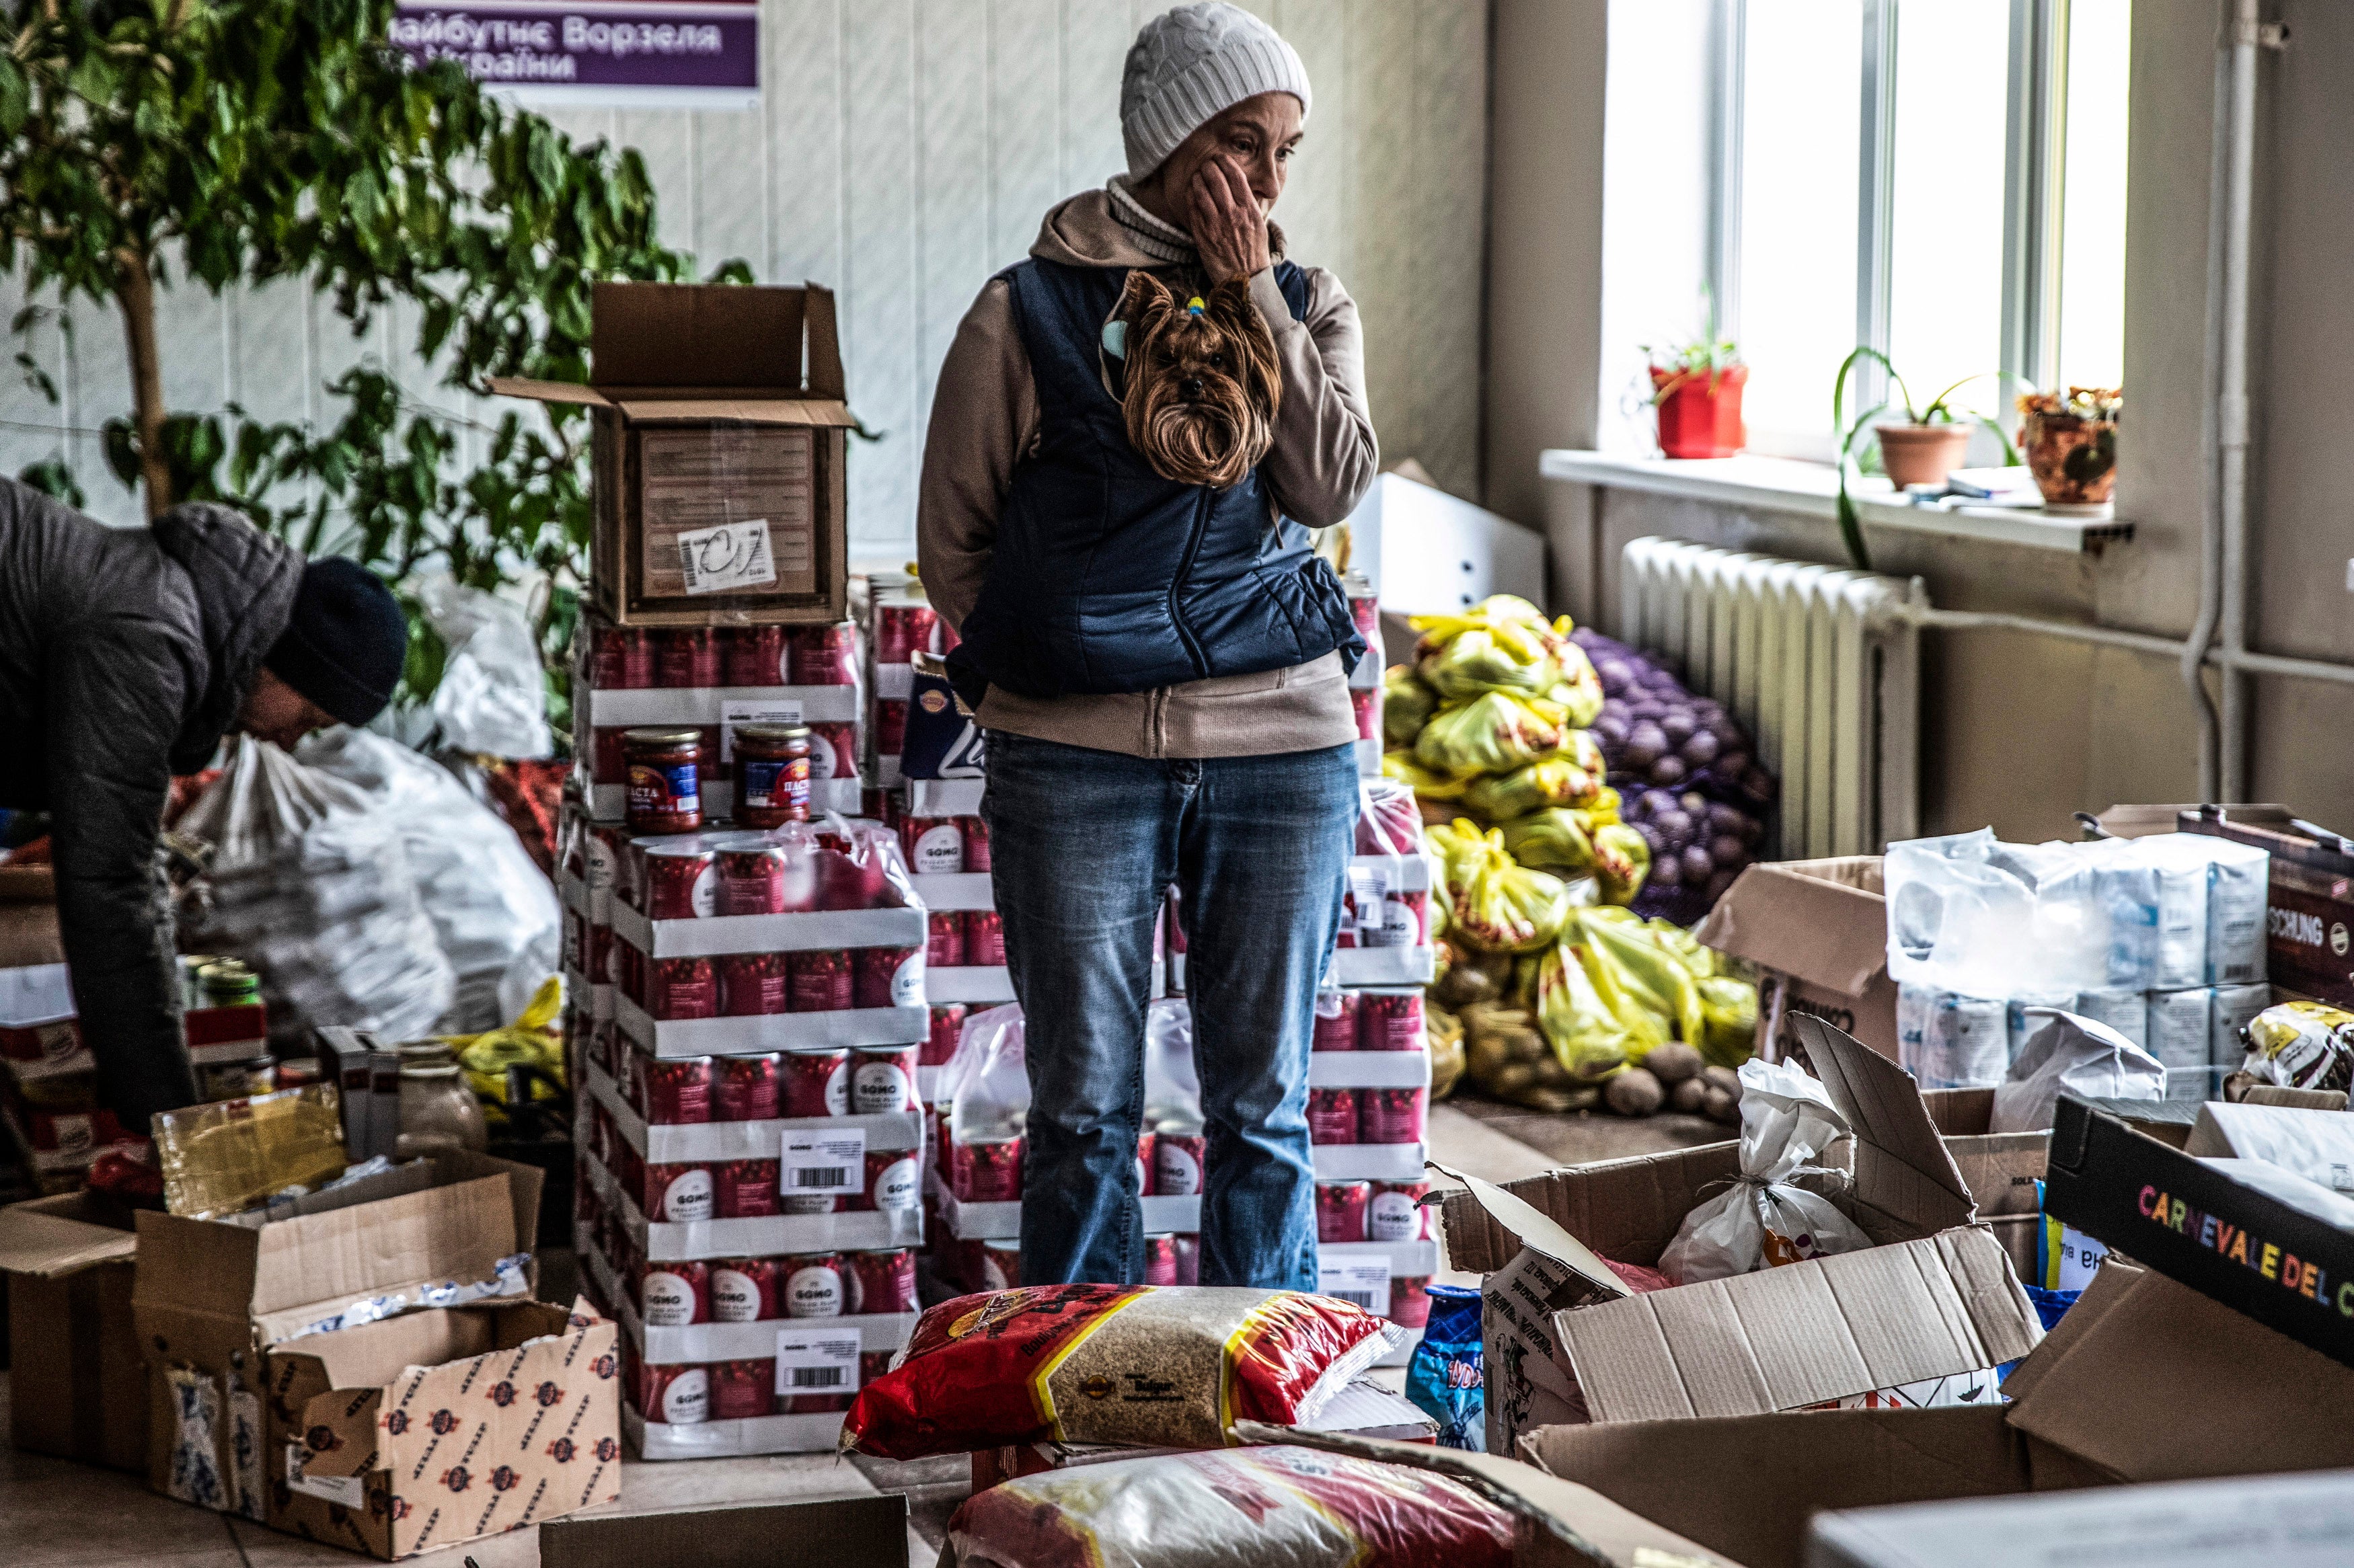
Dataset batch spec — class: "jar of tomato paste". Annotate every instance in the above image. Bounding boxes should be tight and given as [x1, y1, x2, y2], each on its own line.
[624, 728, 703, 834]
[734, 724, 811, 829]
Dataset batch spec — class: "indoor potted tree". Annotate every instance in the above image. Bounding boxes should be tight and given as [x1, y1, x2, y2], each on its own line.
[2017, 386, 2121, 514]
[1830, 348, 2022, 569]
[1645, 317, 1746, 459]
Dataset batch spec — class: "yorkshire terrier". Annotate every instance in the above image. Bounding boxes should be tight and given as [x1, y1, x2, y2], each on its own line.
[1108, 271, 1282, 490]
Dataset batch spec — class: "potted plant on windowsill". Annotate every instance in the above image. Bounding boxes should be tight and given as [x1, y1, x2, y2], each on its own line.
[1830, 347, 2022, 570]
[2017, 386, 2121, 515]
[1645, 325, 1746, 460]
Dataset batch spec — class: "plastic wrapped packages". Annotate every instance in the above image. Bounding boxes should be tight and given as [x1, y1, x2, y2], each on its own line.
[1356, 777, 1424, 857]
[1382, 750, 1474, 801]
[2240, 1000, 2354, 1094]
[414, 572, 554, 760]
[178, 739, 455, 1048]
[1428, 821, 1577, 953]
[841, 1285, 1408, 1459]
[1897, 984, 2010, 1090]
[2096, 836, 2211, 992]
[1412, 692, 1569, 779]
[1461, 738, 1609, 821]
[1383, 665, 1438, 748]
[1533, 943, 1634, 1083]
[1657, 1057, 1874, 1284]
[944, 1003, 1030, 1148]
[1141, 996, 1203, 1134]
[153, 1083, 347, 1220]
[1990, 1009, 2166, 1132]
[946, 1444, 1515, 1568]
[300, 728, 561, 1032]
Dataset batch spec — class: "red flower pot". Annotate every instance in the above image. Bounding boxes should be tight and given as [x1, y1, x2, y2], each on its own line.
[1651, 364, 1748, 459]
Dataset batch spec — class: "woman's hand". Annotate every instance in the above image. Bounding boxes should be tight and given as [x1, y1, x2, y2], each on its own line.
[1188, 154, 1270, 283]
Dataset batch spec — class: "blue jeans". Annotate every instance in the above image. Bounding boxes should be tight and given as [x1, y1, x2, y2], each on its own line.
[981, 732, 1358, 1290]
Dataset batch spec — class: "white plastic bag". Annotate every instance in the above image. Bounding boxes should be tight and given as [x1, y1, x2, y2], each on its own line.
[1658, 1056, 1872, 1284]
[1143, 996, 1202, 1134]
[946, 1003, 1029, 1145]
[299, 728, 561, 1034]
[178, 739, 456, 1048]
[416, 573, 553, 760]
[1989, 1009, 2166, 1133]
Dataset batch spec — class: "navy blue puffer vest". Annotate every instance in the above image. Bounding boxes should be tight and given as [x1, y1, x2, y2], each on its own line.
[946, 257, 1365, 706]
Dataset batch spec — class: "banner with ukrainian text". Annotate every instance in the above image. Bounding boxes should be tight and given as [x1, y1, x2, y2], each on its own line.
[391, 0, 758, 109]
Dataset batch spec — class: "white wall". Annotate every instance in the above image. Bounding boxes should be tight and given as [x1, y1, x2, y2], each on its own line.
[3, 0, 1489, 559]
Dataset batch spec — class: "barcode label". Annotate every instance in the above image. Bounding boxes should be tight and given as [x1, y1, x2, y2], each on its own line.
[677, 518, 777, 596]
[781, 1128, 864, 1198]
[1318, 1259, 1392, 1321]
[1331, 1290, 1377, 1310]
[775, 1331, 862, 1398]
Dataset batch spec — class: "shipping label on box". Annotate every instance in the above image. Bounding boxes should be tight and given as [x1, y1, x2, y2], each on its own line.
[640, 428, 814, 599]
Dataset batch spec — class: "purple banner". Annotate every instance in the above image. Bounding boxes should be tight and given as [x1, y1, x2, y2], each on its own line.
[391, 2, 758, 104]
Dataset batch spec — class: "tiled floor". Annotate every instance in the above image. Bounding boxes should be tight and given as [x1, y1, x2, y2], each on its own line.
[1, 1100, 1710, 1567]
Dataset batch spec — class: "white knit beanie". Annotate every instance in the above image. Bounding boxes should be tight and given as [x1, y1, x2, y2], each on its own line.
[1121, 3, 1313, 181]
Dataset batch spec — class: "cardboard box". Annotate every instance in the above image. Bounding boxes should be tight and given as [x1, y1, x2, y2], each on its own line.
[0, 1189, 146, 1469]
[2041, 1095, 2354, 1369]
[1914, 1087, 2048, 1281]
[492, 282, 856, 628]
[1695, 859, 1897, 1059]
[539, 1497, 911, 1568]
[132, 1152, 542, 1528]
[1439, 1017, 2041, 1451]
[274, 1299, 621, 1559]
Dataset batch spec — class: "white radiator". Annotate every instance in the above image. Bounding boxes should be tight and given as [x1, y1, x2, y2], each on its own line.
[1616, 537, 1924, 859]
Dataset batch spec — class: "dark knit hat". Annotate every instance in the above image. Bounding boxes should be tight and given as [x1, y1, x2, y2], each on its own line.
[263, 558, 407, 727]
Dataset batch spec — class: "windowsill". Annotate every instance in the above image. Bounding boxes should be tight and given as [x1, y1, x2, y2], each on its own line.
[1538, 450, 2135, 556]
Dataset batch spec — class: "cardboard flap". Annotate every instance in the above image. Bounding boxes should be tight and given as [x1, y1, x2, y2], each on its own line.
[485, 375, 612, 408]
[1692, 859, 1887, 997]
[295, 1302, 581, 1479]
[249, 1173, 517, 1321]
[1232, 1421, 1737, 1567]
[1562, 1226, 2041, 1424]
[132, 1208, 264, 1322]
[1439, 1144, 1741, 1274]
[591, 281, 809, 391]
[608, 397, 858, 427]
[1431, 1163, 1631, 1300]
[1792, 1016, 1976, 1237]
[0, 1195, 137, 1277]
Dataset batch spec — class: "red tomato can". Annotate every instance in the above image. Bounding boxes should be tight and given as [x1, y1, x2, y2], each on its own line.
[901, 817, 964, 875]
[587, 621, 653, 690]
[873, 698, 909, 756]
[806, 721, 858, 783]
[851, 1044, 921, 1115]
[714, 1158, 782, 1218]
[1307, 1088, 1359, 1145]
[1389, 1276, 1433, 1329]
[724, 624, 790, 687]
[1360, 1087, 1429, 1144]
[654, 627, 720, 690]
[716, 842, 789, 915]
[1151, 1128, 1205, 1196]
[710, 1357, 775, 1420]
[952, 1136, 1024, 1202]
[925, 912, 964, 968]
[709, 1256, 781, 1323]
[1135, 1129, 1157, 1197]
[642, 843, 717, 920]
[1350, 686, 1379, 741]
[642, 1161, 715, 1222]
[650, 955, 719, 1021]
[853, 945, 919, 1010]
[714, 1052, 782, 1121]
[1359, 989, 1426, 1052]
[633, 1054, 714, 1125]
[864, 1146, 922, 1212]
[874, 602, 939, 665]
[788, 949, 853, 1012]
[1369, 1179, 1434, 1242]
[784, 1253, 848, 1318]
[848, 1248, 917, 1315]
[1316, 1179, 1371, 1243]
[980, 1242, 1022, 1292]
[590, 726, 629, 785]
[636, 1258, 708, 1327]
[1313, 990, 1359, 1052]
[788, 622, 856, 686]
[962, 909, 1006, 967]
[1143, 1233, 1179, 1287]
[921, 1003, 967, 1066]
[635, 1361, 710, 1425]
[958, 816, 992, 872]
[1170, 1232, 1201, 1286]
[780, 1048, 851, 1118]
[718, 952, 789, 1017]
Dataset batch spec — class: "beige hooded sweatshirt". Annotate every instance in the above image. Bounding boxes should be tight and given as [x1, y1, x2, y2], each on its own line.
[915, 178, 1378, 758]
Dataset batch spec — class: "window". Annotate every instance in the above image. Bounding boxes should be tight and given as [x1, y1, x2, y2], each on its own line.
[1712, 0, 2132, 461]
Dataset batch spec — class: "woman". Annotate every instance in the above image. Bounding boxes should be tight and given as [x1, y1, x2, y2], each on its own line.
[917, 2, 1377, 1291]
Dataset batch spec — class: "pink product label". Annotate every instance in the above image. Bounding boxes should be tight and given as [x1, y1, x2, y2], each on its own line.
[1152, 1139, 1205, 1197]
[851, 1061, 915, 1115]
[658, 1167, 714, 1222]
[659, 1367, 710, 1425]
[1367, 1190, 1424, 1241]
[911, 823, 964, 875]
[786, 1264, 845, 1318]
[871, 1155, 920, 1210]
[711, 1268, 765, 1323]
[641, 1269, 702, 1326]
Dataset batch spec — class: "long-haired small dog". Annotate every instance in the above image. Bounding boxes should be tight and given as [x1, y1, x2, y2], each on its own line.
[1112, 271, 1281, 490]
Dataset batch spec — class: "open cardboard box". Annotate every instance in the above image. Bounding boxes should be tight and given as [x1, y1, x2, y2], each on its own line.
[492, 282, 856, 628]
[1694, 858, 1897, 1060]
[132, 1150, 541, 1535]
[272, 1298, 621, 1560]
[0, 1189, 145, 1470]
[1439, 1017, 2041, 1452]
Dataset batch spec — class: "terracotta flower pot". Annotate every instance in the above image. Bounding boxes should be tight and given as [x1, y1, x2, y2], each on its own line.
[1872, 422, 1971, 489]
[2022, 410, 2118, 512]
[1652, 364, 1747, 459]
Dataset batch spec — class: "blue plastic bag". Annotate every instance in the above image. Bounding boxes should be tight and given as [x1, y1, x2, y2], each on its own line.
[1406, 1283, 1485, 1450]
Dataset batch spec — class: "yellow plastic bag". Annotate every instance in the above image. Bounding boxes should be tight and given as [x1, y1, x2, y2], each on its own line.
[1414, 692, 1569, 777]
[1430, 821, 1577, 953]
[1534, 941, 1634, 1080]
[1463, 736, 1609, 821]
[446, 975, 567, 1125]
[1383, 665, 1439, 748]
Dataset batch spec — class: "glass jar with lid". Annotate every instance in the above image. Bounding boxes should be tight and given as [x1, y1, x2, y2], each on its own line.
[734, 723, 811, 828]
[395, 1042, 489, 1159]
[624, 727, 704, 834]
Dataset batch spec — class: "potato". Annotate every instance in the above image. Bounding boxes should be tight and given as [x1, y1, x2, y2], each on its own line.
[1669, 1075, 1709, 1115]
[1645, 1042, 1704, 1085]
[1700, 1064, 1742, 1099]
[1491, 1062, 1537, 1095]
[1534, 1056, 1571, 1087]
[1700, 1085, 1739, 1124]
[1605, 1066, 1664, 1117]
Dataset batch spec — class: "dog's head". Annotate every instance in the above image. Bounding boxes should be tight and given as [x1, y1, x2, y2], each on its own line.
[1114, 272, 1281, 490]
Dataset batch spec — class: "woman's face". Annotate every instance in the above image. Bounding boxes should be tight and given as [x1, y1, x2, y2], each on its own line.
[1149, 91, 1304, 220]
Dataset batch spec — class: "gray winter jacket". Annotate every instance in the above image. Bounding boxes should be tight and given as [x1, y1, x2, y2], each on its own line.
[0, 480, 301, 1131]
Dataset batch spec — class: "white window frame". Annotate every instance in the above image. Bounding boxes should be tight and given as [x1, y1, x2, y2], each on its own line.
[1708, 0, 2085, 457]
